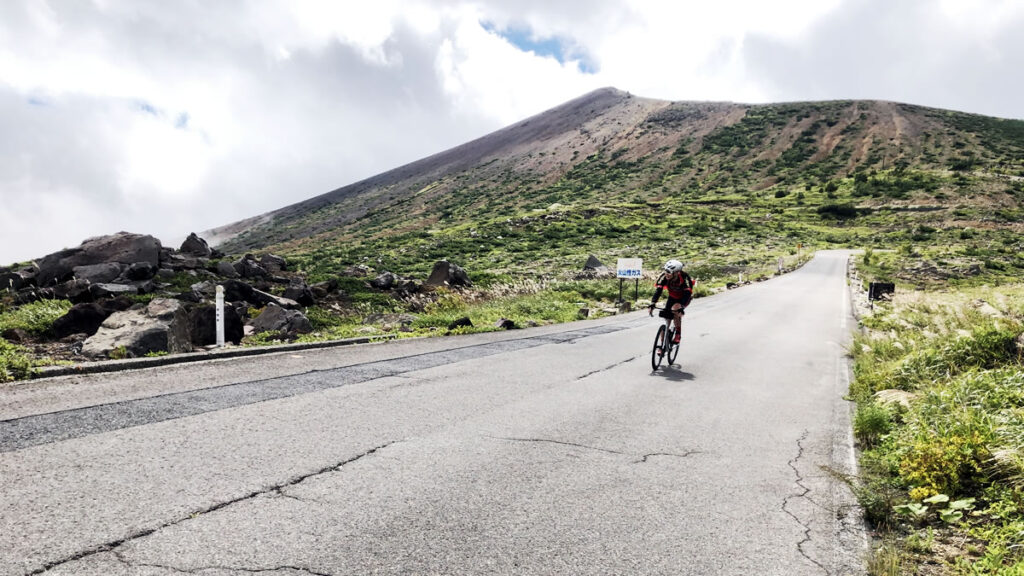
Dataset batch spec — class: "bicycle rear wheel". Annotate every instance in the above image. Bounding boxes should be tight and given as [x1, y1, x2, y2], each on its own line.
[651, 325, 666, 371]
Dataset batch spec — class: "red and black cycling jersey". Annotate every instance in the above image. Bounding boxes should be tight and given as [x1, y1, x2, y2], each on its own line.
[652, 271, 694, 303]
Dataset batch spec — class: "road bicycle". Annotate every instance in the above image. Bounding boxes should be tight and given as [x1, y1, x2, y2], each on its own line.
[650, 305, 681, 371]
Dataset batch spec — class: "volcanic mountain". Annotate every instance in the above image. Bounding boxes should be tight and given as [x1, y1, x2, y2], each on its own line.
[205, 87, 1023, 279]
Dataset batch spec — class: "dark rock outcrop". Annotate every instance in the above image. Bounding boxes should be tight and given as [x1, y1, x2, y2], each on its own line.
[89, 283, 139, 299]
[71, 262, 122, 284]
[370, 271, 419, 294]
[495, 318, 517, 330]
[49, 299, 133, 339]
[216, 261, 240, 278]
[311, 279, 338, 299]
[162, 253, 207, 271]
[370, 271, 398, 290]
[179, 233, 212, 257]
[50, 279, 94, 303]
[37, 232, 161, 286]
[260, 254, 287, 273]
[123, 262, 157, 281]
[233, 255, 269, 279]
[249, 303, 311, 336]
[249, 288, 300, 310]
[221, 279, 255, 303]
[189, 304, 244, 346]
[283, 280, 315, 307]
[447, 317, 473, 330]
[1, 270, 33, 291]
[425, 260, 472, 288]
[1, 328, 29, 342]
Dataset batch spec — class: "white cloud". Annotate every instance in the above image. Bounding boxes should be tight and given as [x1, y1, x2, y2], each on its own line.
[0, 0, 1020, 266]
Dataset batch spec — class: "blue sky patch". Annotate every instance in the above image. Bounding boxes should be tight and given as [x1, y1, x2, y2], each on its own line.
[27, 96, 48, 107]
[175, 112, 190, 129]
[482, 21, 597, 74]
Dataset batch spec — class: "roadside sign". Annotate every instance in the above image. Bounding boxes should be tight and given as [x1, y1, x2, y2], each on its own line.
[616, 258, 643, 279]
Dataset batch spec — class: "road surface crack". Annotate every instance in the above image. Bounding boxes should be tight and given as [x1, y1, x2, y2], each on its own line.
[576, 356, 641, 380]
[487, 436, 699, 464]
[24, 441, 398, 576]
[488, 436, 626, 455]
[635, 451, 701, 463]
[782, 430, 829, 575]
[111, 550, 335, 575]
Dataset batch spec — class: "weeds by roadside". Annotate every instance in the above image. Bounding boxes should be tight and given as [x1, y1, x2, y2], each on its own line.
[849, 267, 1024, 574]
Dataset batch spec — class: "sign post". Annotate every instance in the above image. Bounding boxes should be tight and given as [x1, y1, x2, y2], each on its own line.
[616, 258, 643, 302]
[215, 285, 225, 347]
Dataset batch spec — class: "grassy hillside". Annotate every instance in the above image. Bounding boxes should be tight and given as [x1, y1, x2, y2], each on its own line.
[211, 90, 1023, 293]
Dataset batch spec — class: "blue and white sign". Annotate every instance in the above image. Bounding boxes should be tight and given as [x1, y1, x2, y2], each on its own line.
[616, 258, 643, 279]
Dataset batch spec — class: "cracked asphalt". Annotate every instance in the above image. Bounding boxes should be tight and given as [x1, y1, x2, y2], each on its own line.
[1, 251, 865, 575]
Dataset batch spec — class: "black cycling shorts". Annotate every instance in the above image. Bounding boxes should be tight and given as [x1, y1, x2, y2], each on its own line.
[658, 294, 692, 319]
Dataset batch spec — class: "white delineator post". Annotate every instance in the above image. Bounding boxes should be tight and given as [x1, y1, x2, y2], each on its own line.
[215, 285, 225, 347]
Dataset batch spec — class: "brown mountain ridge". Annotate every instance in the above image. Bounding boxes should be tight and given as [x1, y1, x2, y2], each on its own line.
[207, 87, 1023, 258]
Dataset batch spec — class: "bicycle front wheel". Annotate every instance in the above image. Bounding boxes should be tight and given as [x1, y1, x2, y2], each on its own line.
[668, 330, 680, 365]
[651, 325, 666, 371]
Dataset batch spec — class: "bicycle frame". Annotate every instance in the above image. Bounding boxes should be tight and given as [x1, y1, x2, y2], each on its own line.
[650, 305, 682, 370]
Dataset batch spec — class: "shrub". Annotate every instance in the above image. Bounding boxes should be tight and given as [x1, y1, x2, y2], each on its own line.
[0, 299, 73, 334]
[854, 402, 893, 448]
[890, 324, 1021, 391]
[898, 428, 991, 499]
[0, 337, 35, 382]
[817, 203, 861, 219]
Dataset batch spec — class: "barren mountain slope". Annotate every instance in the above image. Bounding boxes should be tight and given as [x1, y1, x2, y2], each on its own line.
[208, 87, 1023, 255]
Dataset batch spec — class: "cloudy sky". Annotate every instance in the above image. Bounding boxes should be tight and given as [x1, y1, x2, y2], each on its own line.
[1, 0, 1022, 265]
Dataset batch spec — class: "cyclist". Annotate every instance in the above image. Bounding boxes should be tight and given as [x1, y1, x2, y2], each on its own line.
[648, 259, 696, 344]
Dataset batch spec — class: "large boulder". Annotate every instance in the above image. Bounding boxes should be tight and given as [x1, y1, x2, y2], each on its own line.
[52, 279, 95, 303]
[123, 262, 157, 281]
[81, 298, 193, 358]
[311, 279, 339, 299]
[249, 289, 300, 310]
[260, 254, 287, 273]
[370, 271, 419, 293]
[36, 232, 162, 286]
[89, 283, 139, 299]
[233, 255, 269, 279]
[179, 233, 212, 257]
[283, 280, 315, 307]
[49, 298, 133, 339]
[216, 261, 240, 278]
[1, 269, 34, 291]
[71, 263, 122, 284]
[221, 279, 255, 303]
[189, 304, 244, 346]
[581, 255, 610, 276]
[447, 317, 473, 330]
[370, 271, 397, 290]
[249, 303, 311, 336]
[424, 261, 472, 288]
[162, 253, 207, 271]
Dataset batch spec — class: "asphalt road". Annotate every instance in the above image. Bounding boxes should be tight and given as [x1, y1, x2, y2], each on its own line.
[0, 250, 865, 575]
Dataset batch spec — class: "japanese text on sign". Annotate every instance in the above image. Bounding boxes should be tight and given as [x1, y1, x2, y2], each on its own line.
[616, 258, 643, 279]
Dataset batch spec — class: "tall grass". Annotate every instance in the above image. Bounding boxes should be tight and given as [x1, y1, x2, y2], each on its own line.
[0, 299, 72, 334]
[0, 338, 35, 382]
[849, 277, 1024, 573]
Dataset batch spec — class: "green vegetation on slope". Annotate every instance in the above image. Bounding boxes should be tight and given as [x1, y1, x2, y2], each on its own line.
[848, 268, 1024, 574]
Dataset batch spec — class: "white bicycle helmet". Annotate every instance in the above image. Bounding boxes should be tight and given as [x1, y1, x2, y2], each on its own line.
[663, 259, 683, 273]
